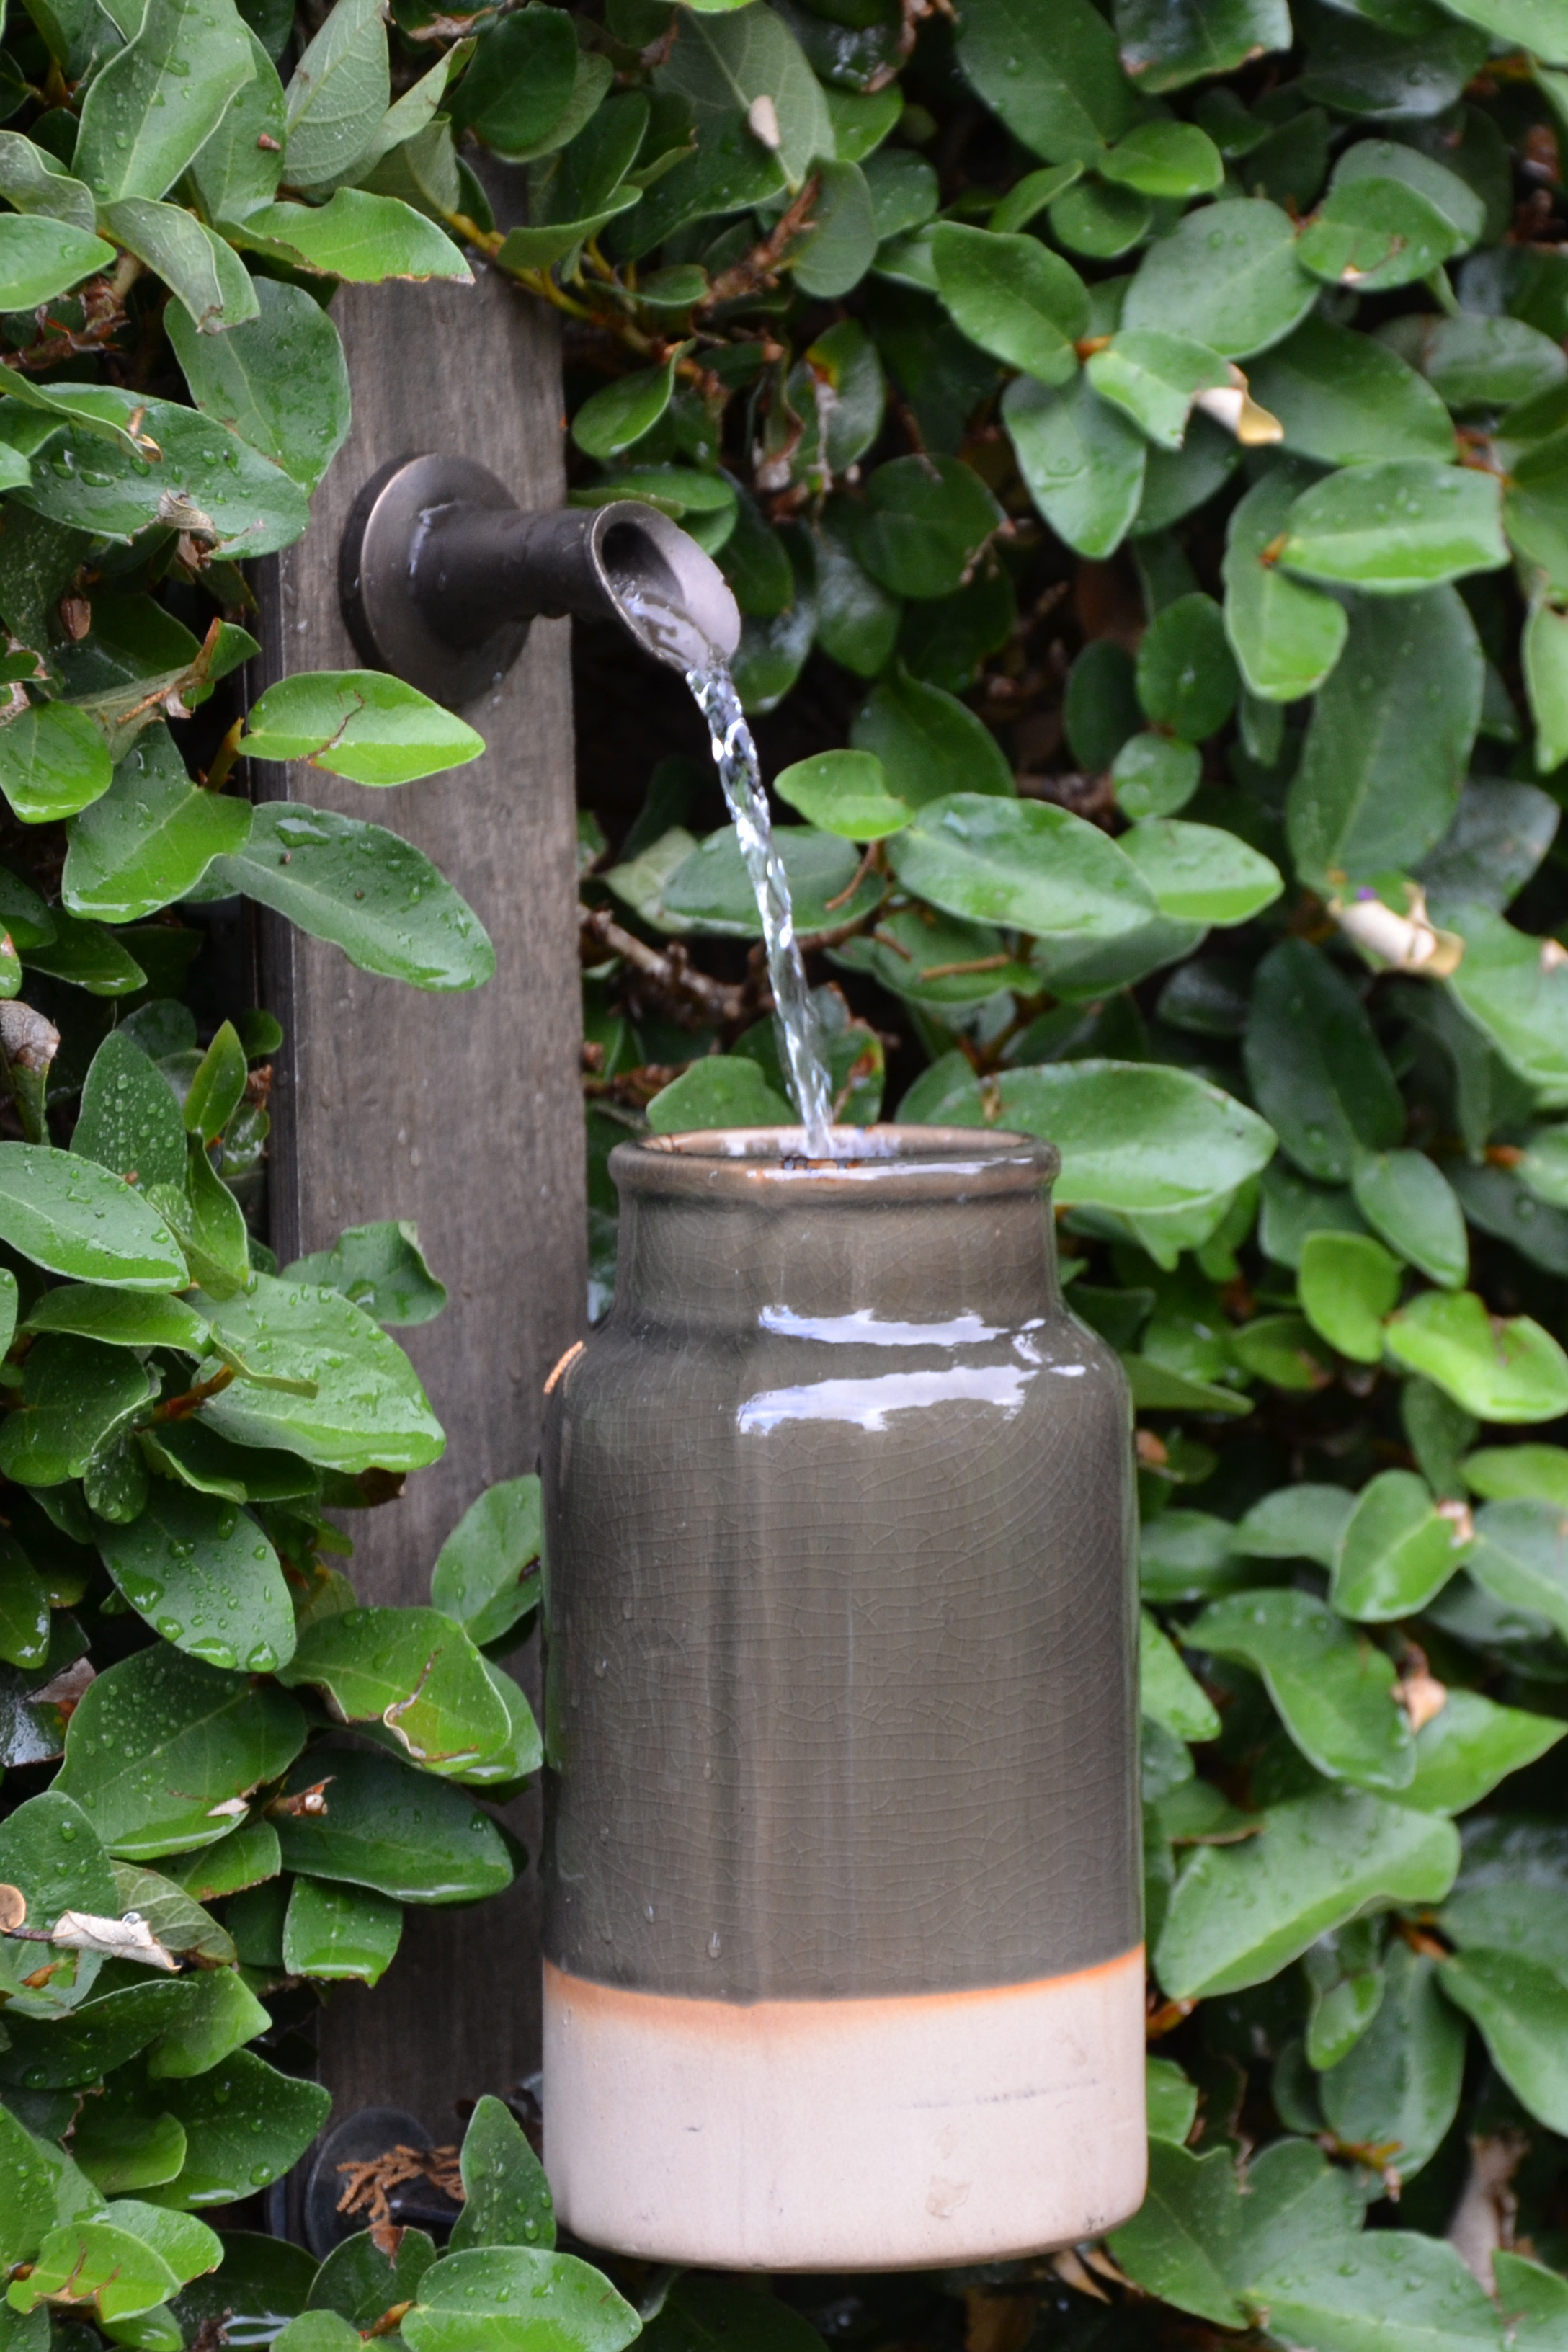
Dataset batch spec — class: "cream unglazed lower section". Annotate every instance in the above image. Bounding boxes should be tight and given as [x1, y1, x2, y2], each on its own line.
[543, 1947, 1146, 2271]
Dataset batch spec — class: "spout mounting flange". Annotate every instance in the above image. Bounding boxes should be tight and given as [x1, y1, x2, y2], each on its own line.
[340, 453, 528, 713]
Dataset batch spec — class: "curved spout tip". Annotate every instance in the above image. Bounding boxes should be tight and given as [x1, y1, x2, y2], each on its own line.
[588, 502, 741, 674]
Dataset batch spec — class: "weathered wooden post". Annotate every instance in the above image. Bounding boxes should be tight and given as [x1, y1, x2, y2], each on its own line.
[257, 253, 585, 2132]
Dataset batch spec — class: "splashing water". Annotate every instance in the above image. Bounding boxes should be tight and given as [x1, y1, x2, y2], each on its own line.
[610, 574, 836, 1156]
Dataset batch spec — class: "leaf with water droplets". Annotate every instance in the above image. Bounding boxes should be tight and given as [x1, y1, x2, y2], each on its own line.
[1246, 2227, 1499, 2352]
[1192, 1588, 1413, 1791]
[192, 1272, 443, 1474]
[12, 388, 308, 558]
[308, 2228, 437, 2331]
[888, 791, 1157, 939]
[0, 1792, 118, 2018]
[1154, 1784, 1458, 1998]
[285, 1219, 447, 1328]
[144, 1964, 269, 2081]
[63, 726, 251, 927]
[0, 1335, 156, 1489]
[1107, 2141, 1247, 2327]
[280, 1605, 507, 1768]
[429, 1476, 541, 1647]
[280, 1876, 401, 1985]
[447, 2096, 553, 2256]
[404, 2248, 642, 2352]
[71, 1030, 188, 1196]
[0, 1143, 184, 1292]
[74, 0, 255, 204]
[197, 801, 493, 993]
[0, 2103, 60, 2268]
[25, 1285, 208, 1355]
[8, 2219, 180, 2323]
[270, 1749, 514, 1903]
[94, 1487, 295, 1676]
[152, 2049, 330, 2207]
[239, 673, 483, 787]
[53, 1647, 306, 1859]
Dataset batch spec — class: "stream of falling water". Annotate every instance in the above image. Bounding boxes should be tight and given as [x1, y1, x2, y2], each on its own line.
[609, 575, 836, 1156]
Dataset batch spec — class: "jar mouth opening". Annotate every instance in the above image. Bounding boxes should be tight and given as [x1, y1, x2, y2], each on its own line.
[615, 1125, 1060, 1196]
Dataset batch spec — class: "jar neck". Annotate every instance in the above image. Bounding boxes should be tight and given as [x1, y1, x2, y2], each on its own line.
[611, 1185, 1061, 1335]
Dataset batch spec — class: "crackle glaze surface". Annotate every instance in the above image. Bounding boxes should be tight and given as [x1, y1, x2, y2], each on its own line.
[539, 1126, 1142, 2262]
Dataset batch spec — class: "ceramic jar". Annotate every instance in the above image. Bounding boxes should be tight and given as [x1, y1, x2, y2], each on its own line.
[540, 1127, 1142, 2270]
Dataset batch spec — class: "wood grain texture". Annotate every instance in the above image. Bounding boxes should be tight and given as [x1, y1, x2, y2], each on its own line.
[256, 252, 584, 2130]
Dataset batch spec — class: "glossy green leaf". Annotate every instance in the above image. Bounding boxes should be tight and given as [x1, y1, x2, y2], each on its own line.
[282, 1604, 508, 1768]
[1155, 1784, 1458, 1998]
[1246, 317, 1455, 466]
[1464, 1443, 1568, 1507]
[54, 1647, 306, 1858]
[1107, 2142, 1245, 2328]
[201, 803, 493, 992]
[1440, 1947, 1568, 2137]
[280, 1876, 401, 1985]
[931, 223, 1085, 386]
[850, 671, 1013, 806]
[402, 2249, 641, 2352]
[1003, 371, 1147, 558]
[9, 2220, 179, 2323]
[166, 279, 350, 492]
[430, 1476, 541, 1647]
[12, 388, 308, 557]
[1252, 2227, 1497, 2352]
[0, 1334, 153, 1487]
[1298, 1230, 1402, 1365]
[904, 1058, 1275, 1211]
[1385, 1292, 1568, 1425]
[1329, 1469, 1464, 1623]
[1115, 0, 1290, 90]
[63, 729, 250, 926]
[153, 2050, 329, 2206]
[850, 457, 1002, 602]
[1466, 1496, 1568, 1642]
[1319, 1941, 1466, 2183]
[1111, 732, 1202, 820]
[1278, 462, 1505, 594]
[653, 2, 829, 190]
[646, 1056, 790, 1131]
[295, 0, 431, 194]
[96, 1489, 294, 1675]
[1141, 1611, 1220, 1742]
[74, 0, 255, 203]
[449, 2096, 555, 2255]
[0, 703, 115, 827]
[888, 793, 1155, 939]
[662, 826, 880, 937]
[954, 0, 1133, 165]
[191, 1274, 442, 1473]
[239, 673, 481, 786]
[286, 1220, 446, 1328]
[1244, 941, 1404, 1185]
[270, 1749, 514, 1903]
[1193, 1588, 1412, 1791]
[773, 749, 909, 839]
[1350, 1149, 1467, 1288]
[1444, 906, 1568, 1097]
[226, 192, 470, 282]
[1119, 818, 1280, 924]
[0, 216, 114, 308]
[1223, 467, 1350, 704]
[1122, 196, 1317, 359]
[1234, 1483, 1354, 1567]
[1102, 120, 1223, 198]
[1404, 1688, 1564, 1814]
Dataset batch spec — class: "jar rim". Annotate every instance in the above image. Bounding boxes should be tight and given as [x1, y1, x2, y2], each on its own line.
[612, 1124, 1060, 1199]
